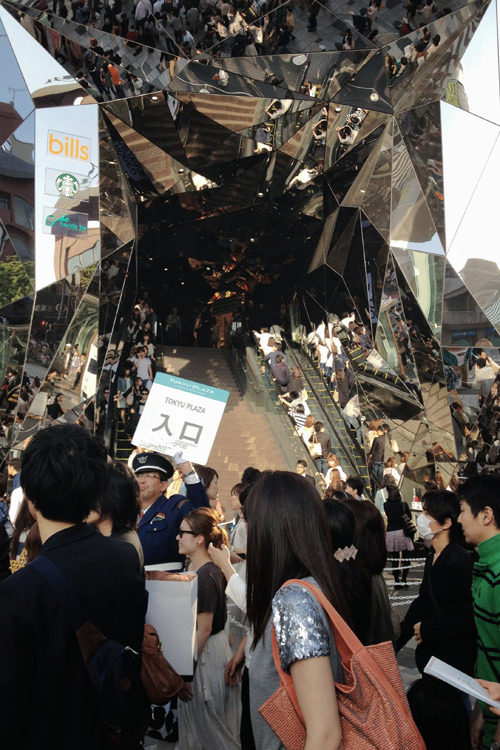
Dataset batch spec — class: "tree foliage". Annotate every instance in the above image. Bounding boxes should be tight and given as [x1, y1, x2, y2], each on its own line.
[0, 256, 34, 309]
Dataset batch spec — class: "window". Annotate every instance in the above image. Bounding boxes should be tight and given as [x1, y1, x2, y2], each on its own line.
[13, 196, 34, 230]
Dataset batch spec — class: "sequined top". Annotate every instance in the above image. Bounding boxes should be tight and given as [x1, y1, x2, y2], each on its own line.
[249, 577, 342, 750]
[272, 584, 331, 673]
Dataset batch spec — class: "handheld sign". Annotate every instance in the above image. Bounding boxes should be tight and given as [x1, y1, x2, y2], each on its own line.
[132, 372, 229, 464]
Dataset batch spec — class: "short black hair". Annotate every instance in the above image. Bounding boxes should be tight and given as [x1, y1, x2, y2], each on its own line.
[407, 677, 471, 750]
[21, 424, 108, 524]
[241, 467, 262, 485]
[296, 459, 308, 468]
[315, 422, 324, 431]
[346, 476, 364, 496]
[99, 463, 140, 533]
[457, 474, 500, 528]
[8, 458, 21, 472]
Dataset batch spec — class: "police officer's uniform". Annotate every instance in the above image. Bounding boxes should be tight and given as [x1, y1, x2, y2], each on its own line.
[133, 454, 210, 566]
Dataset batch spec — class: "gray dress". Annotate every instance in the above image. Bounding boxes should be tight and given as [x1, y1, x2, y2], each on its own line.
[249, 577, 342, 750]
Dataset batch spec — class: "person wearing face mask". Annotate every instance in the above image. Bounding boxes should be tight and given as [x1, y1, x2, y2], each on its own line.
[395, 490, 477, 678]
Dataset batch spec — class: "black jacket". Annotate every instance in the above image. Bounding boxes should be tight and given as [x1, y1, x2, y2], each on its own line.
[396, 542, 477, 674]
[0, 524, 148, 749]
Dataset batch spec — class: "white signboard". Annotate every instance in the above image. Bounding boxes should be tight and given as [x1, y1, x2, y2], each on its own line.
[35, 105, 99, 290]
[145, 573, 198, 678]
[132, 372, 229, 464]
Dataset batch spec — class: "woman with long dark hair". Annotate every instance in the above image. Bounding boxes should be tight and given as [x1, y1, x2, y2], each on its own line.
[384, 484, 414, 588]
[324, 498, 372, 644]
[245, 471, 348, 749]
[345, 498, 395, 644]
[396, 490, 476, 676]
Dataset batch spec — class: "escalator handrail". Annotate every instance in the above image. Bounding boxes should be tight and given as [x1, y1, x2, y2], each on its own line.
[282, 335, 364, 476]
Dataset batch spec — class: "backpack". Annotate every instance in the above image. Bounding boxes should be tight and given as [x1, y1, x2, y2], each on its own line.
[31, 556, 150, 746]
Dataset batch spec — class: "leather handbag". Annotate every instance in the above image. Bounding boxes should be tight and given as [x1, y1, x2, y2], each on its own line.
[258, 579, 425, 750]
[141, 624, 184, 705]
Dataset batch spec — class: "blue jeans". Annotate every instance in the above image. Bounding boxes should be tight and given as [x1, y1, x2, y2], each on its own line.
[370, 460, 384, 486]
[315, 458, 328, 476]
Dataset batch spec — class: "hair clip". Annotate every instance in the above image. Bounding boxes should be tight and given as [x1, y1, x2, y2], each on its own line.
[334, 545, 358, 563]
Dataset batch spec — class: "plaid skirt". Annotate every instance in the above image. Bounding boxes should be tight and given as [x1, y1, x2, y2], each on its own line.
[386, 528, 414, 552]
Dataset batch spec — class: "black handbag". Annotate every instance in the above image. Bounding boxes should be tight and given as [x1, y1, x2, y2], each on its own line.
[401, 502, 417, 538]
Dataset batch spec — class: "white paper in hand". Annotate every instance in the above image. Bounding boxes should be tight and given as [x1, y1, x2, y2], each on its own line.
[424, 656, 500, 708]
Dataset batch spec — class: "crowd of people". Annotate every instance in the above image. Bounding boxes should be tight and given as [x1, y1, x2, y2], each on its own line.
[1, 422, 500, 750]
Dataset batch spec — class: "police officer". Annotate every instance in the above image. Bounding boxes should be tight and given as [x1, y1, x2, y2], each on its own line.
[133, 451, 210, 566]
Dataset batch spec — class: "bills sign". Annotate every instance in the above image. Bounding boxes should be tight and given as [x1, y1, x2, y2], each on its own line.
[132, 373, 229, 464]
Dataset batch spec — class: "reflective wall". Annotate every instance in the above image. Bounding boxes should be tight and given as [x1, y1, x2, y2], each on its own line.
[1, 0, 499, 495]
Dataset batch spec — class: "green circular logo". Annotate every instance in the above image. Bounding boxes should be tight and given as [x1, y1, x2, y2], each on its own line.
[55, 173, 80, 197]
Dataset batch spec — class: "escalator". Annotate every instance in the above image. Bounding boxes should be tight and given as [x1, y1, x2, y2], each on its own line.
[281, 338, 368, 483]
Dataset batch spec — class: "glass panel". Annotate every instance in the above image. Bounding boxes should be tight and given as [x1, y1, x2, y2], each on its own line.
[445, 0, 500, 124]
[0, 17, 33, 133]
[360, 213, 390, 336]
[396, 102, 445, 247]
[99, 111, 136, 256]
[207, 51, 372, 102]
[445, 127, 500, 333]
[40, 10, 174, 99]
[441, 262, 500, 446]
[23, 277, 85, 387]
[104, 107, 210, 191]
[323, 118, 389, 205]
[0, 6, 86, 108]
[20, 279, 99, 436]
[391, 249, 445, 341]
[99, 243, 134, 356]
[358, 122, 392, 243]
[1, 110, 35, 286]
[342, 119, 390, 207]
[106, 93, 188, 163]
[441, 101, 499, 251]
[391, 121, 444, 256]
[393, 0, 488, 113]
[0, 220, 34, 304]
[375, 253, 421, 389]
[334, 51, 392, 114]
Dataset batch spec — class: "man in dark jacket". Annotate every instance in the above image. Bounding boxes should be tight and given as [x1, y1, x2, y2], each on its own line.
[270, 353, 291, 393]
[0, 424, 148, 750]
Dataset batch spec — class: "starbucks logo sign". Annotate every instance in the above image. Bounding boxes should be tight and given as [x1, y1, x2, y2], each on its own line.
[55, 173, 80, 197]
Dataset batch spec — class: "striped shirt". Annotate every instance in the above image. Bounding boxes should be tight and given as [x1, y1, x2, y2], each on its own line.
[472, 534, 500, 747]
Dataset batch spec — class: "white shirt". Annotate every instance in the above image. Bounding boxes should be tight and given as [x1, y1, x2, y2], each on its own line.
[9, 486, 24, 524]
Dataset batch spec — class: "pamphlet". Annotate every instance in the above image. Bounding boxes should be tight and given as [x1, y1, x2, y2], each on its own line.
[424, 656, 500, 709]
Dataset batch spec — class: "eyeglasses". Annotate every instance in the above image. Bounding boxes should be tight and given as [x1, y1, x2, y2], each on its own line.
[178, 529, 197, 538]
[137, 472, 161, 480]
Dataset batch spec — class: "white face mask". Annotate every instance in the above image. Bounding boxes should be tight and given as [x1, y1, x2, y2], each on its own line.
[416, 513, 442, 542]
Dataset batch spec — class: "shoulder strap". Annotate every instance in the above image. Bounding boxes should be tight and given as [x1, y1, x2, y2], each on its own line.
[30, 555, 87, 631]
[272, 579, 416, 728]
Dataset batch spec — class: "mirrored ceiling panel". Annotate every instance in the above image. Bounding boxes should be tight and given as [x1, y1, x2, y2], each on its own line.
[0, 5, 86, 108]
[444, 0, 500, 125]
[0, 17, 33, 134]
[390, 121, 444, 256]
[396, 102, 445, 247]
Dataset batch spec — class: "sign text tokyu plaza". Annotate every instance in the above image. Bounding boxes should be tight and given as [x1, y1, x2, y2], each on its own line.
[132, 373, 229, 464]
